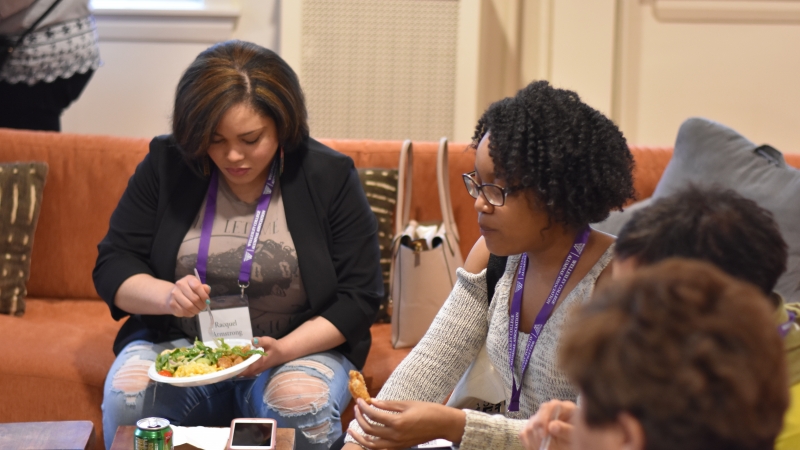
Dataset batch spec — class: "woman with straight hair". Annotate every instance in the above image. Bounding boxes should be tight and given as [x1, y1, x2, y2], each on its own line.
[94, 40, 383, 450]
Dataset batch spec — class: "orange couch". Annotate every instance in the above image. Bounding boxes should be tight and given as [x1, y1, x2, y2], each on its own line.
[2, 127, 793, 449]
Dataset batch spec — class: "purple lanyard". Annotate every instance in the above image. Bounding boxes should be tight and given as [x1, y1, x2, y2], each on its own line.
[779, 311, 797, 339]
[196, 159, 279, 295]
[507, 227, 591, 411]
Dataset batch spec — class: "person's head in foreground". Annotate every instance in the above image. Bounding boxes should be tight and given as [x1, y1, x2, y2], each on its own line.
[562, 258, 788, 450]
[466, 80, 634, 256]
[613, 186, 788, 305]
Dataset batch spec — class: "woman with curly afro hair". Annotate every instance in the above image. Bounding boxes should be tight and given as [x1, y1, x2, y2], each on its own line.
[342, 81, 635, 450]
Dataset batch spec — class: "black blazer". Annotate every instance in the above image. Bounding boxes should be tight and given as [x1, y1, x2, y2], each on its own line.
[93, 135, 383, 368]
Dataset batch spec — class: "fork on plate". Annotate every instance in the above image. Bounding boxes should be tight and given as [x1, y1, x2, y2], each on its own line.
[194, 268, 222, 347]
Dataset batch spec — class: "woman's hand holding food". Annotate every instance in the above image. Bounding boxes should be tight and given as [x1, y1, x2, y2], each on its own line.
[348, 399, 466, 449]
[519, 400, 577, 450]
[167, 274, 211, 317]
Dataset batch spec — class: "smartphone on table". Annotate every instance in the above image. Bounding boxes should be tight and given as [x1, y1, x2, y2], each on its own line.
[227, 418, 277, 450]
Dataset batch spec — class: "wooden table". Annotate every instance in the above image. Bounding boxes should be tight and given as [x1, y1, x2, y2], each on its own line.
[110, 426, 295, 450]
[0, 421, 95, 450]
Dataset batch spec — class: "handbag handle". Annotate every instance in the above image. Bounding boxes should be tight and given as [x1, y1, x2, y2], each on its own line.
[394, 139, 413, 236]
[436, 137, 460, 245]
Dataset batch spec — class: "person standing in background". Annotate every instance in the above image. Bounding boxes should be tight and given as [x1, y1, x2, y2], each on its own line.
[0, 0, 100, 131]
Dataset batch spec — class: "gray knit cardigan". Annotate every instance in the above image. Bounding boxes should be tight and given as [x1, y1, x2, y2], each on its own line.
[346, 247, 613, 450]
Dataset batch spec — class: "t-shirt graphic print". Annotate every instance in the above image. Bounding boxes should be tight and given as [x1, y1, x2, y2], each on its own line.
[176, 177, 308, 339]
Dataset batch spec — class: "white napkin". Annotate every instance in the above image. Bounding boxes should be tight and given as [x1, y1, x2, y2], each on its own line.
[416, 224, 440, 249]
[415, 439, 453, 448]
[172, 425, 230, 450]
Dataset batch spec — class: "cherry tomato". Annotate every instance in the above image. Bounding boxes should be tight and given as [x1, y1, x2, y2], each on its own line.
[158, 370, 173, 377]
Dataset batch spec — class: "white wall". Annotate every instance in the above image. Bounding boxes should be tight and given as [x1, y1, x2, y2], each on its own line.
[63, 0, 800, 153]
[548, 0, 617, 116]
[514, 0, 800, 152]
[624, 1, 800, 152]
[62, 42, 206, 137]
[62, 0, 279, 138]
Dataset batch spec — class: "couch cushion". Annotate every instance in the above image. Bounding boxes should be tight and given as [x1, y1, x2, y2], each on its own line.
[0, 161, 47, 316]
[0, 128, 150, 300]
[627, 146, 674, 201]
[363, 323, 412, 396]
[0, 298, 121, 450]
[0, 298, 121, 386]
[357, 168, 399, 323]
[341, 323, 412, 429]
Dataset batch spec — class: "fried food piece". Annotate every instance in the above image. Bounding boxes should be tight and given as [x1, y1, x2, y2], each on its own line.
[217, 356, 233, 369]
[348, 370, 372, 404]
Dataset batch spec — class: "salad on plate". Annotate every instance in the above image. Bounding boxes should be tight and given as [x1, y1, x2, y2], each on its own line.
[155, 338, 265, 378]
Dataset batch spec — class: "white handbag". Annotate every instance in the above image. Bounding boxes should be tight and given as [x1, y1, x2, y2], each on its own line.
[389, 138, 464, 349]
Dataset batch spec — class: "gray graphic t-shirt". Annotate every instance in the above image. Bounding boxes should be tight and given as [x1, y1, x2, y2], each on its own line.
[175, 177, 308, 338]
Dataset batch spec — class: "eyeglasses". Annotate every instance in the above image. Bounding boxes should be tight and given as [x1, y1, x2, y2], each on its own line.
[462, 171, 509, 207]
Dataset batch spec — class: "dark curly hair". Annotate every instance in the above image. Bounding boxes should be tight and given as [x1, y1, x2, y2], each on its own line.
[615, 186, 787, 301]
[562, 258, 788, 450]
[472, 80, 635, 227]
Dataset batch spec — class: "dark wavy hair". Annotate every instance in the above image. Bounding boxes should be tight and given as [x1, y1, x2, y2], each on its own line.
[172, 40, 309, 162]
[472, 80, 635, 228]
[562, 258, 788, 450]
[615, 186, 787, 301]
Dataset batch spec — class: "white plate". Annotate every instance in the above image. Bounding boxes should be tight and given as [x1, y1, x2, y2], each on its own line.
[147, 339, 262, 387]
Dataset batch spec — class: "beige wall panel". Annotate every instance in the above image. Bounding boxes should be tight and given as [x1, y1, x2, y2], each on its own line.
[549, 0, 617, 115]
[477, 0, 522, 111]
[630, 4, 800, 152]
[455, 0, 525, 141]
[519, 0, 552, 85]
[233, 0, 280, 49]
[280, 0, 303, 79]
[299, 0, 459, 141]
[454, 0, 482, 141]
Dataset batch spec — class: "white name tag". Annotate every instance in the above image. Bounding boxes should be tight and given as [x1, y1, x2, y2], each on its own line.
[197, 305, 253, 342]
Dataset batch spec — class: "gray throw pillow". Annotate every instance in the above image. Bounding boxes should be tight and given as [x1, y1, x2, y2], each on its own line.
[594, 117, 800, 302]
[0, 161, 48, 316]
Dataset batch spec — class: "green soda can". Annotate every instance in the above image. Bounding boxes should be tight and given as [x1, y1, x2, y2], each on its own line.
[134, 417, 174, 450]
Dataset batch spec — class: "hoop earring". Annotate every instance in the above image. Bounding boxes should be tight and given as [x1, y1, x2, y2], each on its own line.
[202, 155, 210, 177]
[279, 146, 285, 176]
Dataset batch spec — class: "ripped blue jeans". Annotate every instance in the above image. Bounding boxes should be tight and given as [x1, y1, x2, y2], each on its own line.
[102, 339, 355, 450]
